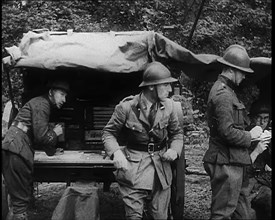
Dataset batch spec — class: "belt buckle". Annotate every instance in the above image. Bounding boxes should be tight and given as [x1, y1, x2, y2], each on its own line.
[148, 143, 154, 156]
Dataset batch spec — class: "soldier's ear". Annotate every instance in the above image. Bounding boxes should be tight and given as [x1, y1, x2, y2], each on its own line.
[148, 85, 155, 91]
[49, 89, 53, 97]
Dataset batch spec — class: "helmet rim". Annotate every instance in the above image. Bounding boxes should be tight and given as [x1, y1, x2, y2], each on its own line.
[139, 61, 177, 87]
[217, 57, 254, 73]
[139, 76, 177, 87]
[217, 44, 254, 74]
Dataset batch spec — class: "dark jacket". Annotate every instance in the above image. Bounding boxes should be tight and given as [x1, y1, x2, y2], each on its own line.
[203, 75, 252, 165]
[2, 95, 58, 166]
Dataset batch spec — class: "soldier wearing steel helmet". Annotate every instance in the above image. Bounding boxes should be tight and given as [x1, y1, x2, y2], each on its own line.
[2, 79, 69, 220]
[202, 45, 264, 219]
[102, 61, 183, 219]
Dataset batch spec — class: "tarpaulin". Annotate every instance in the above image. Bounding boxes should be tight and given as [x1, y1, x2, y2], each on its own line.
[3, 30, 219, 73]
[51, 186, 100, 220]
[3, 30, 271, 83]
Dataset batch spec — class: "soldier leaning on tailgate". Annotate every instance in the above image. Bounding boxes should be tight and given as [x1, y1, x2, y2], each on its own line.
[2, 80, 69, 220]
[102, 61, 183, 220]
[202, 45, 265, 220]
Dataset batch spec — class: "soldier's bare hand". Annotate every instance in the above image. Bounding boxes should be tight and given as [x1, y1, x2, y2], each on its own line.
[265, 164, 272, 172]
[161, 149, 178, 161]
[260, 130, 271, 142]
[113, 149, 128, 171]
[254, 140, 268, 155]
[53, 124, 63, 136]
[55, 148, 64, 155]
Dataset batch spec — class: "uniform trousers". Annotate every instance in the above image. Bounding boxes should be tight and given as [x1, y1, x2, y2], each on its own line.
[119, 178, 171, 220]
[2, 150, 33, 215]
[204, 163, 252, 220]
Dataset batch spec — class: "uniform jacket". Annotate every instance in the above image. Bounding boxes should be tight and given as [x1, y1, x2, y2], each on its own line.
[102, 93, 183, 190]
[2, 95, 58, 167]
[203, 75, 252, 166]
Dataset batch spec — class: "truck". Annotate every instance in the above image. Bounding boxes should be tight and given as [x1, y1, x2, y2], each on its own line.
[2, 29, 271, 220]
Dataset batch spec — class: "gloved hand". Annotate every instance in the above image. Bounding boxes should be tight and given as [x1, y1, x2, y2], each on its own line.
[250, 125, 263, 141]
[161, 149, 178, 162]
[113, 149, 128, 171]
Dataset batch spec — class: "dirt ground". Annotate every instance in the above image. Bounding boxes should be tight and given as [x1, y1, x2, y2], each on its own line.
[27, 141, 211, 220]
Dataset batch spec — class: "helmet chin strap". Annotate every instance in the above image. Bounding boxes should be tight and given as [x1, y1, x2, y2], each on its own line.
[231, 69, 237, 85]
[153, 85, 160, 102]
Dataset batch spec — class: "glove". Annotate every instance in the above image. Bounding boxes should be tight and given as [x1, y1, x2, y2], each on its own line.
[161, 149, 178, 162]
[113, 149, 128, 171]
[250, 126, 263, 141]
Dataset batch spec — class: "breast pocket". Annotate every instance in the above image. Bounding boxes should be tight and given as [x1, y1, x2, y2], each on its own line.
[159, 118, 169, 129]
[125, 121, 143, 133]
[233, 102, 246, 127]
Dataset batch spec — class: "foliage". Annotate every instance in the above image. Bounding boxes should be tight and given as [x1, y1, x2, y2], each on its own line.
[2, 0, 271, 130]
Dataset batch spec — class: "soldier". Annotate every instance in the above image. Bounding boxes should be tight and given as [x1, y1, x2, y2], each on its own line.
[246, 100, 271, 220]
[202, 45, 264, 219]
[102, 61, 183, 219]
[2, 80, 69, 220]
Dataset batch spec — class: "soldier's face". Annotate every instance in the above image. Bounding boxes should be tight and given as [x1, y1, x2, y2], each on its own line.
[235, 70, 246, 85]
[254, 113, 270, 129]
[155, 83, 172, 101]
[51, 89, 67, 109]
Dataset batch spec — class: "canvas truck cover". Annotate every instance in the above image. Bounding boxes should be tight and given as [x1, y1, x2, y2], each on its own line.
[2, 30, 271, 83]
[3, 30, 220, 73]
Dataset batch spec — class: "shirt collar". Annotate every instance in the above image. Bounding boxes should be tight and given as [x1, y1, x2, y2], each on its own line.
[218, 75, 237, 91]
[140, 92, 154, 110]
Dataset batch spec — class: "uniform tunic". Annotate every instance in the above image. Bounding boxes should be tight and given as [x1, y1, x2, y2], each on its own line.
[2, 95, 58, 214]
[102, 93, 183, 219]
[203, 75, 253, 219]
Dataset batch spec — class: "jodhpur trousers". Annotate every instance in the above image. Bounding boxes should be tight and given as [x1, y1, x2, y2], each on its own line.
[2, 150, 33, 215]
[119, 183, 171, 220]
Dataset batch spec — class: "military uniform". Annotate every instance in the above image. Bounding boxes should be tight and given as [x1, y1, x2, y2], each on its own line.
[203, 75, 252, 219]
[2, 95, 58, 215]
[102, 93, 183, 219]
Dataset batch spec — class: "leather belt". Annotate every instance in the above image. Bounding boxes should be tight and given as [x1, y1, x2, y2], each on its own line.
[127, 141, 166, 154]
[11, 121, 29, 134]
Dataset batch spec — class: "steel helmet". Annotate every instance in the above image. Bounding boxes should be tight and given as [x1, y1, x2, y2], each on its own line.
[217, 44, 254, 74]
[139, 61, 178, 87]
